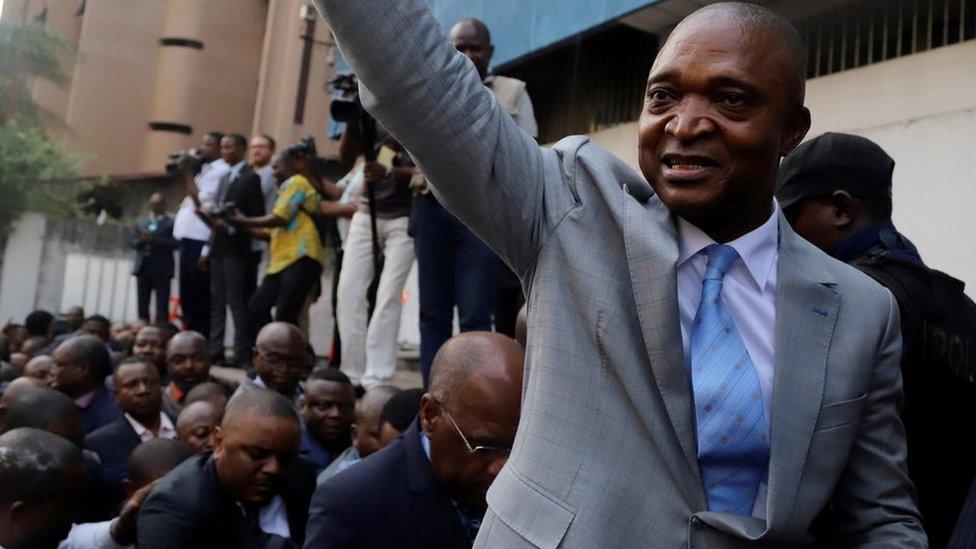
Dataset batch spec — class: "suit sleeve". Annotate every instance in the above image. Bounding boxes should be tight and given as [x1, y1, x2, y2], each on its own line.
[136, 485, 195, 549]
[130, 221, 145, 250]
[153, 220, 179, 251]
[826, 290, 927, 547]
[242, 174, 265, 218]
[312, 0, 578, 277]
[303, 480, 360, 548]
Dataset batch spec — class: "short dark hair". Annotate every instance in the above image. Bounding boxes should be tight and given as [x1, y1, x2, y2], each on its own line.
[24, 310, 54, 337]
[65, 334, 111, 381]
[0, 428, 83, 503]
[3, 389, 82, 447]
[223, 388, 299, 428]
[128, 438, 193, 488]
[256, 134, 276, 151]
[379, 388, 424, 432]
[204, 131, 224, 142]
[113, 355, 155, 375]
[84, 315, 110, 329]
[226, 133, 248, 149]
[308, 366, 352, 385]
[184, 381, 228, 406]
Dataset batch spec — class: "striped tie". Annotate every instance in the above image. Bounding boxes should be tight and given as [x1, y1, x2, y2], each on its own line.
[691, 244, 770, 516]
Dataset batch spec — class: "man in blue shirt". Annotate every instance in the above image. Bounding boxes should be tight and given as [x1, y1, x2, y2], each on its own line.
[299, 367, 357, 472]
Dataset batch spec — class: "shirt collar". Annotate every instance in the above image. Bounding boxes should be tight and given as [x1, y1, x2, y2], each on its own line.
[252, 374, 303, 400]
[74, 389, 97, 409]
[230, 161, 247, 177]
[676, 201, 780, 291]
[124, 412, 176, 440]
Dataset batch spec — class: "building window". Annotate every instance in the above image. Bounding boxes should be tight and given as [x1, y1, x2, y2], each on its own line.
[148, 122, 193, 134]
[800, 0, 976, 79]
[159, 38, 204, 50]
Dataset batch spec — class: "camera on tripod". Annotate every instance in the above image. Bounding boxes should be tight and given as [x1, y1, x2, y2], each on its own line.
[329, 72, 367, 125]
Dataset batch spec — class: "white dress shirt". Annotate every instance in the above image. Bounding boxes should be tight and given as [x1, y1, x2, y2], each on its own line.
[173, 158, 231, 242]
[59, 520, 126, 549]
[123, 412, 176, 442]
[236, 495, 291, 539]
[676, 201, 780, 519]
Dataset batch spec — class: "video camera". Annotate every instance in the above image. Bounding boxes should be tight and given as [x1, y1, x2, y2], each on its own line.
[165, 148, 203, 176]
[329, 72, 366, 125]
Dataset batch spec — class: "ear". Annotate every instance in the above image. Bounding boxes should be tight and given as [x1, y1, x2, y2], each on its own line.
[419, 393, 438, 434]
[211, 425, 224, 457]
[830, 191, 857, 229]
[297, 395, 307, 412]
[779, 106, 811, 157]
[9, 500, 26, 522]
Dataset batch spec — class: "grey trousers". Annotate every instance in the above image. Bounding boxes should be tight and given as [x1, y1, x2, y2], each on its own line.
[208, 249, 259, 365]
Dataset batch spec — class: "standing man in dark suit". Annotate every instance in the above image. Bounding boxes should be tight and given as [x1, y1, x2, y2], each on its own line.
[131, 193, 177, 324]
[305, 332, 524, 548]
[48, 335, 122, 434]
[138, 388, 317, 548]
[85, 357, 176, 509]
[202, 133, 265, 366]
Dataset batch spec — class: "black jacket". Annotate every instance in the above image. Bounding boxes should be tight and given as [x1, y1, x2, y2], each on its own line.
[137, 453, 317, 548]
[211, 164, 265, 258]
[304, 420, 472, 548]
[131, 214, 178, 278]
[84, 415, 144, 509]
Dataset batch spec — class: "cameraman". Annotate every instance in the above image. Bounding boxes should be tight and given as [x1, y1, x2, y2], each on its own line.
[230, 146, 357, 340]
[192, 134, 265, 367]
[335, 126, 416, 390]
[172, 131, 230, 336]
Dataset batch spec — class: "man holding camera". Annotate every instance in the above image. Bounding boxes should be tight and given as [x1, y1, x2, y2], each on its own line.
[173, 132, 230, 336]
[194, 133, 265, 367]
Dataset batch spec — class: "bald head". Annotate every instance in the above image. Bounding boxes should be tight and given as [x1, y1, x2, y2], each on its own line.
[128, 438, 192, 489]
[2, 388, 84, 448]
[177, 400, 221, 453]
[428, 332, 524, 407]
[449, 18, 494, 79]
[223, 388, 299, 431]
[254, 322, 308, 396]
[0, 377, 45, 432]
[167, 330, 206, 353]
[663, 2, 806, 108]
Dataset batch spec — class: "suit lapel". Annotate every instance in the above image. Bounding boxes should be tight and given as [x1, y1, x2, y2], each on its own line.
[404, 421, 469, 546]
[621, 187, 700, 476]
[766, 216, 839, 525]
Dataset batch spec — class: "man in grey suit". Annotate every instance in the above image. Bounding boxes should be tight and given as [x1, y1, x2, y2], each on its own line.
[312, 1, 925, 547]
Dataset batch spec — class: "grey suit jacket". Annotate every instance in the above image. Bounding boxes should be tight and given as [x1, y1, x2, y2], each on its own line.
[314, 1, 926, 547]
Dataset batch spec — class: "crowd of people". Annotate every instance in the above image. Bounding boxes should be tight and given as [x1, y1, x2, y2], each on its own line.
[2, 0, 976, 547]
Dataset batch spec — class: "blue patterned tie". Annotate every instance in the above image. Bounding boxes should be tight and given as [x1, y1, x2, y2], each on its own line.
[691, 244, 770, 515]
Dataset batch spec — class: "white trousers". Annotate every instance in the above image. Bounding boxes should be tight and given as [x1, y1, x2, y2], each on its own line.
[336, 212, 414, 389]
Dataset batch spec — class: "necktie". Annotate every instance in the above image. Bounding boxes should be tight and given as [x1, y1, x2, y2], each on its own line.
[691, 244, 770, 515]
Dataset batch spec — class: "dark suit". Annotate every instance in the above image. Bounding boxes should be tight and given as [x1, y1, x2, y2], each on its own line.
[84, 415, 144, 509]
[138, 453, 316, 548]
[79, 387, 123, 434]
[304, 420, 472, 548]
[208, 164, 264, 365]
[131, 214, 178, 322]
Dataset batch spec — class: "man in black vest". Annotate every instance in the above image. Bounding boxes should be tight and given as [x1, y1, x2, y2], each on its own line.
[202, 133, 265, 367]
[138, 388, 316, 547]
[131, 193, 178, 323]
[778, 132, 976, 546]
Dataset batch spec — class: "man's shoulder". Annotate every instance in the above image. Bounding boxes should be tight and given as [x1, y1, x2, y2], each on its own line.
[547, 135, 652, 200]
[145, 453, 214, 510]
[316, 438, 408, 509]
[84, 416, 134, 448]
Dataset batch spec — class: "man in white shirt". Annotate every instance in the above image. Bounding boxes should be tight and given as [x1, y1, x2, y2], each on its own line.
[173, 132, 229, 336]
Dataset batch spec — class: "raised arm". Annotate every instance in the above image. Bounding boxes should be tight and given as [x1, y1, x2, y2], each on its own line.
[313, 0, 578, 275]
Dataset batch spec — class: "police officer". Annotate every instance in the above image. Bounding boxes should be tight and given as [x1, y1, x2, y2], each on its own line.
[777, 132, 976, 546]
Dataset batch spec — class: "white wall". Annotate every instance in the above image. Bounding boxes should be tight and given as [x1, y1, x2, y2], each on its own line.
[584, 40, 976, 297]
[0, 214, 46, 323]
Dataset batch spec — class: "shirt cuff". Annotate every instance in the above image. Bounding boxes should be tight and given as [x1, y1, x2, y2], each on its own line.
[201, 245, 210, 257]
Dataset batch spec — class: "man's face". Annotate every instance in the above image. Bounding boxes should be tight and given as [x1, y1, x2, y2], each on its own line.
[133, 328, 166, 370]
[49, 344, 88, 396]
[220, 137, 244, 165]
[253, 339, 306, 397]
[178, 406, 220, 454]
[784, 197, 843, 253]
[65, 308, 84, 330]
[166, 338, 211, 393]
[271, 156, 292, 184]
[213, 415, 300, 505]
[449, 22, 494, 79]
[249, 137, 274, 167]
[149, 194, 166, 215]
[420, 382, 520, 511]
[300, 380, 355, 446]
[114, 362, 162, 421]
[81, 320, 109, 342]
[200, 135, 220, 162]
[637, 19, 808, 234]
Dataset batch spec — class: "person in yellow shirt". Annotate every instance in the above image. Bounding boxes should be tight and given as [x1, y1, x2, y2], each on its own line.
[230, 146, 356, 345]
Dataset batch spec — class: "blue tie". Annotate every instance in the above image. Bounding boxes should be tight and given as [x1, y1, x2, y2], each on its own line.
[691, 244, 770, 516]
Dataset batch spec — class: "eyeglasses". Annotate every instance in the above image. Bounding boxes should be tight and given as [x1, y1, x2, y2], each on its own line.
[436, 399, 511, 458]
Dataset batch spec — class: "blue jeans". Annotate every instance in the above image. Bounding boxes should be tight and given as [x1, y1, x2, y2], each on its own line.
[412, 195, 499, 384]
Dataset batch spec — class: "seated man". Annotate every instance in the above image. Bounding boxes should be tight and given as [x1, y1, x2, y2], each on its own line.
[138, 388, 317, 548]
[49, 334, 122, 433]
[298, 367, 357, 472]
[237, 322, 308, 402]
[132, 325, 168, 382]
[161, 331, 213, 417]
[0, 428, 86, 549]
[306, 332, 523, 547]
[176, 400, 221, 453]
[85, 357, 175, 506]
[377, 387, 424, 447]
[0, 376, 45, 431]
[318, 386, 399, 483]
[59, 438, 194, 549]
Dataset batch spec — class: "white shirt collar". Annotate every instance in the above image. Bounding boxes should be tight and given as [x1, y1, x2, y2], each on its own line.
[124, 412, 176, 442]
[676, 201, 780, 291]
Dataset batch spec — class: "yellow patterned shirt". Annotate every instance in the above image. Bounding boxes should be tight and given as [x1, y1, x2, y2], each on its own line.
[268, 174, 325, 275]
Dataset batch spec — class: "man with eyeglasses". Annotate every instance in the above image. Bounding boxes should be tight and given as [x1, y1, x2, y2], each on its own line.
[305, 332, 523, 547]
[236, 322, 309, 404]
[298, 367, 357, 472]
